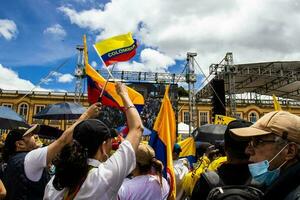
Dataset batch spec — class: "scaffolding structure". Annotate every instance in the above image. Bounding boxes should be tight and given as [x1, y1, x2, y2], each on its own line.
[186, 52, 197, 134]
[74, 45, 85, 103]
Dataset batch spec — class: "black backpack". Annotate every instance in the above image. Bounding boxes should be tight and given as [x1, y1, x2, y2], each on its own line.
[203, 171, 264, 200]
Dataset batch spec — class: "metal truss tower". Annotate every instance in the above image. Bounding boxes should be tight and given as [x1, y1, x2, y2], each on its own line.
[186, 52, 197, 135]
[74, 45, 85, 103]
[225, 52, 236, 117]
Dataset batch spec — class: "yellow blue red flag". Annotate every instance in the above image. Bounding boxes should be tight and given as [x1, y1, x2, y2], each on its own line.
[94, 32, 137, 66]
[149, 85, 176, 200]
[178, 137, 196, 164]
[83, 35, 144, 111]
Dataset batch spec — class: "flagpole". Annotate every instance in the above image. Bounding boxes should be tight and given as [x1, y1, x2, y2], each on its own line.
[98, 64, 116, 99]
[93, 45, 116, 82]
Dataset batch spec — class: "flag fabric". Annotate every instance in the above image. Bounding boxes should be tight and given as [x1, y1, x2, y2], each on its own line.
[178, 137, 196, 165]
[94, 32, 137, 66]
[149, 85, 176, 200]
[273, 94, 282, 111]
[83, 35, 144, 111]
[214, 115, 236, 125]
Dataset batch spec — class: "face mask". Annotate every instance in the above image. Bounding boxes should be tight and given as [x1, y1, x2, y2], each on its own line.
[248, 143, 288, 186]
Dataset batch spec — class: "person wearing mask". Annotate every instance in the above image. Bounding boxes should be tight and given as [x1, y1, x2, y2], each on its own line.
[118, 143, 169, 200]
[44, 82, 143, 200]
[2, 103, 100, 200]
[230, 111, 300, 200]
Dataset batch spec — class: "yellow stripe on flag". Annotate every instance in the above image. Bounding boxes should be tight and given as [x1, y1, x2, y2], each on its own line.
[178, 137, 196, 158]
[153, 85, 176, 200]
[94, 32, 135, 55]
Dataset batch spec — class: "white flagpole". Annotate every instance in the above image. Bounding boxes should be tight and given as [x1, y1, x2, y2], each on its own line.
[93, 45, 118, 100]
[93, 45, 116, 82]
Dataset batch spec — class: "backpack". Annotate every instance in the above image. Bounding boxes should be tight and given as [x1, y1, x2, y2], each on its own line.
[203, 170, 264, 200]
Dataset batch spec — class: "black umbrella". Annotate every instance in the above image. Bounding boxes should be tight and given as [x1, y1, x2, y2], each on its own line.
[193, 124, 227, 144]
[0, 106, 29, 129]
[33, 102, 86, 120]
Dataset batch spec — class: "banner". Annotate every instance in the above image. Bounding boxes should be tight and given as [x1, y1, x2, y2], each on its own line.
[214, 115, 236, 125]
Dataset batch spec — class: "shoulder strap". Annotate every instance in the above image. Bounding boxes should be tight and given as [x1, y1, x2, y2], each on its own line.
[202, 170, 224, 190]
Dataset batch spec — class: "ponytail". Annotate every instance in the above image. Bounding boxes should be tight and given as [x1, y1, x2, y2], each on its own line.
[151, 158, 163, 186]
[53, 140, 89, 191]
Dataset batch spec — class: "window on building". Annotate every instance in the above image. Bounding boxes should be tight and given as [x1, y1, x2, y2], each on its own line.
[35, 105, 45, 114]
[32, 105, 45, 123]
[2, 103, 13, 108]
[199, 112, 209, 126]
[234, 112, 243, 119]
[18, 103, 28, 120]
[249, 112, 258, 123]
[183, 112, 190, 124]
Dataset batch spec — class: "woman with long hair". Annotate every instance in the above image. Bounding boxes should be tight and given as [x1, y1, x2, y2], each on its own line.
[118, 143, 170, 200]
[43, 82, 143, 200]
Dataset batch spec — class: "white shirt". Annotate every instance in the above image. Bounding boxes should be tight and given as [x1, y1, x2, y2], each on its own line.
[173, 158, 189, 200]
[118, 175, 170, 200]
[24, 146, 48, 181]
[43, 140, 136, 200]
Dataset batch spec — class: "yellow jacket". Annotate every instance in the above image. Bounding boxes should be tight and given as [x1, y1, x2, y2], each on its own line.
[182, 156, 227, 196]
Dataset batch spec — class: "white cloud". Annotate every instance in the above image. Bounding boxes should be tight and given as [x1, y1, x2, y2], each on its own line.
[115, 48, 175, 72]
[0, 19, 18, 40]
[51, 71, 74, 83]
[0, 64, 49, 91]
[59, 0, 300, 75]
[43, 24, 67, 38]
[57, 74, 74, 83]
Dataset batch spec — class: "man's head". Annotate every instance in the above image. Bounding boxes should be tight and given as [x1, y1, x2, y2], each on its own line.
[224, 120, 252, 162]
[3, 124, 40, 161]
[173, 143, 182, 160]
[231, 111, 300, 170]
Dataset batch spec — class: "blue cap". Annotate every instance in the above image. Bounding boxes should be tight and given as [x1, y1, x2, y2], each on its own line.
[173, 143, 182, 154]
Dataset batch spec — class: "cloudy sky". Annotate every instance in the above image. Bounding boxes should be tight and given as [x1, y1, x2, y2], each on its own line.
[0, 0, 300, 92]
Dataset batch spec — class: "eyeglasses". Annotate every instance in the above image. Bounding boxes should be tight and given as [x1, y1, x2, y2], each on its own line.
[249, 137, 277, 148]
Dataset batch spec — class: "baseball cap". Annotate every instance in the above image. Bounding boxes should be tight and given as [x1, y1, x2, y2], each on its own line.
[73, 119, 113, 154]
[136, 143, 155, 166]
[230, 111, 300, 144]
[3, 125, 40, 161]
[5, 124, 39, 145]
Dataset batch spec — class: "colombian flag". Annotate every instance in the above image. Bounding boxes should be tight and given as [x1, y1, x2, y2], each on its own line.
[149, 85, 176, 200]
[178, 137, 196, 166]
[94, 32, 137, 66]
[83, 35, 144, 111]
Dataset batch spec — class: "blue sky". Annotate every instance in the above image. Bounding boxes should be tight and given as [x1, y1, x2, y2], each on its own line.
[1, 0, 300, 92]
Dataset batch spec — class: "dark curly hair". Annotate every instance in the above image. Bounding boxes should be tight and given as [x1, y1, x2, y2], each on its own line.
[52, 119, 112, 191]
[53, 140, 88, 190]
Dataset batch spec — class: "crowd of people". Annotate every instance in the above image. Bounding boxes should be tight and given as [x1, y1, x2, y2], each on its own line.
[0, 82, 300, 200]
